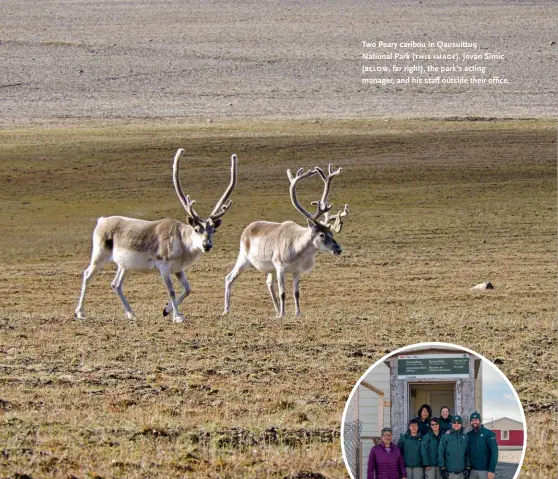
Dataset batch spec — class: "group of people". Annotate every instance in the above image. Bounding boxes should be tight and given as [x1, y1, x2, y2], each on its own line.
[367, 405, 498, 479]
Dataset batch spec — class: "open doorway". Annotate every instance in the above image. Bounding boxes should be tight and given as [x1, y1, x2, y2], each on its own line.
[409, 382, 456, 421]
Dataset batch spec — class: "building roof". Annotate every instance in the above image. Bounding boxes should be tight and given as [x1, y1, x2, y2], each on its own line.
[386, 346, 474, 362]
[484, 417, 524, 429]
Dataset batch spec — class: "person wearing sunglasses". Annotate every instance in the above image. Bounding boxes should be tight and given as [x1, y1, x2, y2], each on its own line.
[421, 417, 443, 478]
[438, 415, 472, 479]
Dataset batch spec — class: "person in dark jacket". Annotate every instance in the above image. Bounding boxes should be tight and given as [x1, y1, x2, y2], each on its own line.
[398, 418, 423, 479]
[438, 415, 471, 479]
[439, 406, 453, 435]
[466, 412, 498, 479]
[417, 403, 433, 436]
[421, 417, 442, 479]
[367, 427, 407, 479]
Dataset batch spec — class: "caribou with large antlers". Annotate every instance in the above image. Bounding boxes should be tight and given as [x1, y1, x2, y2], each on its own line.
[223, 164, 348, 317]
[75, 148, 237, 323]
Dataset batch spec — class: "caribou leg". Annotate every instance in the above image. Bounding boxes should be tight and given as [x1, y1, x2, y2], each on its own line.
[159, 267, 184, 323]
[223, 253, 251, 315]
[163, 271, 191, 316]
[292, 272, 301, 316]
[275, 264, 286, 318]
[75, 242, 111, 320]
[111, 266, 135, 320]
[266, 273, 280, 316]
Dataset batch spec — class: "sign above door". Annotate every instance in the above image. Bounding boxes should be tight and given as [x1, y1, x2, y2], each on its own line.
[397, 354, 470, 379]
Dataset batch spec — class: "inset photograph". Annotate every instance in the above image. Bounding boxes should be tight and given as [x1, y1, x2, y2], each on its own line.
[342, 343, 525, 479]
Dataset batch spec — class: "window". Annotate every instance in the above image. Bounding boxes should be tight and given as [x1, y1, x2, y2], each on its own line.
[501, 430, 509, 440]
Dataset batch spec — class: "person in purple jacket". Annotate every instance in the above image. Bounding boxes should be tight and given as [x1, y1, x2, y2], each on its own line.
[367, 427, 407, 479]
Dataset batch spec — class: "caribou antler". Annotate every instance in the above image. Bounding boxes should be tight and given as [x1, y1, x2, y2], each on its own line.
[173, 149, 238, 223]
[323, 204, 349, 233]
[309, 163, 348, 230]
[287, 167, 325, 221]
[173, 149, 203, 223]
[209, 154, 238, 221]
[312, 164, 342, 214]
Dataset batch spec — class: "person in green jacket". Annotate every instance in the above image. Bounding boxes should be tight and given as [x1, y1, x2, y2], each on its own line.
[438, 415, 472, 479]
[417, 403, 433, 436]
[421, 417, 442, 479]
[398, 418, 424, 479]
[439, 406, 453, 435]
[466, 412, 498, 479]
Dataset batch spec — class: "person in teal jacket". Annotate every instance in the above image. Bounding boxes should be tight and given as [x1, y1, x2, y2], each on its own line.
[421, 417, 442, 479]
[439, 406, 453, 435]
[466, 412, 498, 479]
[438, 415, 471, 479]
[398, 418, 423, 479]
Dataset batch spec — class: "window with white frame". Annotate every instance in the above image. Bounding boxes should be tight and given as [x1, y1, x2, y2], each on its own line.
[501, 430, 509, 440]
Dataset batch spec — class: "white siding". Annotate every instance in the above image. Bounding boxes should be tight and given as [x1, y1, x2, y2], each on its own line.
[363, 362, 391, 389]
[362, 439, 374, 479]
[359, 363, 390, 436]
[358, 363, 391, 479]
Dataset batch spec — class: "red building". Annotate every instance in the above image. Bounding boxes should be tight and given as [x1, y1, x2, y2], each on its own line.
[483, 417, 524, 447]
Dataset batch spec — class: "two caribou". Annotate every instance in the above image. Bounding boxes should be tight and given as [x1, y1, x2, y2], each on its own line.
[223, 165, 348, 317]
[76, 149, 348, 321]
[75, 149, 237, 323]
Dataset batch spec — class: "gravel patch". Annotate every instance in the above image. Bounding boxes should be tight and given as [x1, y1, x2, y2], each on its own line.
[2, 0, 556, 125]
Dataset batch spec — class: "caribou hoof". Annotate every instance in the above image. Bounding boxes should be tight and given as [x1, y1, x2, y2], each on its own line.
[172, 314, 186, 323]
[162, 307, 170, 317]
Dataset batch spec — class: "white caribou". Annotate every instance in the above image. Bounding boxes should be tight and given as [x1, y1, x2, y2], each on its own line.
[223, 164, 348, 317]
[75, 148, 237, 323]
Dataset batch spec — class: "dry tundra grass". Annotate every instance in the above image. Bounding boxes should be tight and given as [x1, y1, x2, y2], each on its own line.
[0, 119, 555, 478]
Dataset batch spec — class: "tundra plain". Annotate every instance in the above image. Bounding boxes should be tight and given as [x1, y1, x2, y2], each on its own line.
[0, 120, 555, 478]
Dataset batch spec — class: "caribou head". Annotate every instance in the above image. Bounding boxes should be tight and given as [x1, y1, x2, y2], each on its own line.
[287, 164, 349, 256]
[173, 148, 238, 252]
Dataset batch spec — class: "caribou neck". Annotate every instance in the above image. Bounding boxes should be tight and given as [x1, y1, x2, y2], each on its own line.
[293, 226, 318, 256]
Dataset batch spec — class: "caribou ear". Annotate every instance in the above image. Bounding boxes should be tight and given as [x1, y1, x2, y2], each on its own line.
[187, 216, 197, 227]
[212, 218, 222, 229]
[307, 219, 318, 231]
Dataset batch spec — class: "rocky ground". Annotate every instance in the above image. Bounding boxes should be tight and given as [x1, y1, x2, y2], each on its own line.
[0, 120, 555, 477]
[1, 0, 556, 125]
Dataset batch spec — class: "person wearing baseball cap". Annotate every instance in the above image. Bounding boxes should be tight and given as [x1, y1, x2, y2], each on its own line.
[466, 411, 498, 479]
[367, 426, 407, 479]
[421, 417, 443, 479]
[438, 415, 472, 479]
[398, 418, 423, 479]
